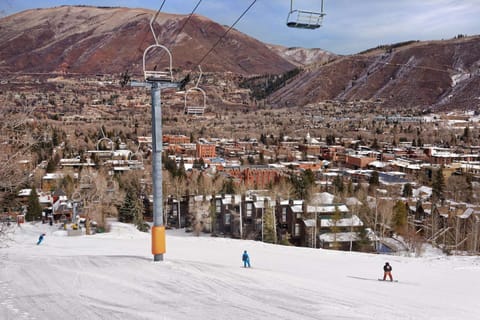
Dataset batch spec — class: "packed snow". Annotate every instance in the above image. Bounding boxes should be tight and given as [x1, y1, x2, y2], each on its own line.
[1, 222, 479, 320]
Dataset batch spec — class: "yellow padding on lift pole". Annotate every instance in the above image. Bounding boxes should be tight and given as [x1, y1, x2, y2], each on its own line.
[152, 226, 166, 255]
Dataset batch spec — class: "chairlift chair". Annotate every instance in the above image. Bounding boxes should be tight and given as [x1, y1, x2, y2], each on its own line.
[143, 44, 174, 82]
[287, 0, 326, 29]
[143, 13, 174, 82]
[184, 87, 207, 115]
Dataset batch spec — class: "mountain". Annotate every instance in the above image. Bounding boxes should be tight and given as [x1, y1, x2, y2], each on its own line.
[266, 44, 337, 67]
[0, 6, 297, 76]
[1, 6, 479, 111]
[2, 221, 478, 320]
[270, 37, 480, 110]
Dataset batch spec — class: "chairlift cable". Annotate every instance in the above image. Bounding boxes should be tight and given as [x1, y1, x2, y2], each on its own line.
[136, 0, 167, 54]
[147, 0, 204, 81]
[194, 0, 258, 68]
[176, 0, 204, 38]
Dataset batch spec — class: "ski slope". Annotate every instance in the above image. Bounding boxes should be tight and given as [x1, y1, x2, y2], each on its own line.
[1, 222, 479, 320]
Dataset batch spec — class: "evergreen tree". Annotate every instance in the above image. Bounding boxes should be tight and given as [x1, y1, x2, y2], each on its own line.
[465, 172, 473, 203]
[198, 157, 205, 169]
[45, 159, 57, 173]
[118, 188, 143, 224]
[177, 158, 186, 178]
[432, 167, 445, 203]
[52, 129, 60, 147]
[221, 178, 235, 194]
[369, 170, 379, 186]
[333, 175, 344, 195]
[260, 133, 267, 145]
[368, 171, 380, 194]
[391, 200, 408, 235]
[356, 226, 373, 252]
[402, 183, 413, 198]
[26, 186, 42, 222]
[291, 169, 315, 200]
[142, 193, 152, 220]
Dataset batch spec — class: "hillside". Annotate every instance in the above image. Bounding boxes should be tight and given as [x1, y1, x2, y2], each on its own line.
[269, 37, 480, 110]
[1, 6, 479, 111]
[1, 222, 479, 320]
[266, 44, 337, 67]
[0, 6, 296, 76]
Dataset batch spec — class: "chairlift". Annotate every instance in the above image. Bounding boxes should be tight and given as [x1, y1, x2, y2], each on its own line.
[143, 14, 174, 82]
[96, 137, 114, 151]
[184, 87, 207, 115]
[184, 66, 207, 115]
[287, 0, 326, 29]
[184, 65, 207, 115]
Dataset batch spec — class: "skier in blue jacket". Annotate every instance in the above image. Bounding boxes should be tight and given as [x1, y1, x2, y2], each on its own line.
[37, 233, 45, 245]
[242, 250, 251, 268]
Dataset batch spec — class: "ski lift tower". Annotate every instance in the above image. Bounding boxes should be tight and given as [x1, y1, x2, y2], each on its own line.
[131, 13, 181, 262]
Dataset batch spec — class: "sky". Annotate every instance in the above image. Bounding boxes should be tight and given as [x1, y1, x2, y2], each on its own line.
[1, 221, 480, 320]
[1, 0, 480, 54]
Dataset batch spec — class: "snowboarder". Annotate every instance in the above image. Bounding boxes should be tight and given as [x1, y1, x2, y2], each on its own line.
[37, 233, 46, 245]
[242, 250, 251, 268]
[383, 262, 393, 281]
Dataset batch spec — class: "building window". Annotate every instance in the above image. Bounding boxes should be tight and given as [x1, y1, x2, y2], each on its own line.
[216, 200, 221, 213]
[246, 203, 253, 217]
[282, 208, 287, 223]
[294, 223, 300, 237]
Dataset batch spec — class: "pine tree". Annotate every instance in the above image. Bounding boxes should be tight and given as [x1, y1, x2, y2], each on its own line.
[26, 186, 42, 222]
[402, 183, 413, 198]
[391, 200, 408, 235]
[432, 167, 445, 203]
[118, 189, 143, 224]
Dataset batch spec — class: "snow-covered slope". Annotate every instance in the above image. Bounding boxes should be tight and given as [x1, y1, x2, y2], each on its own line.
[1, 222, 479, 320]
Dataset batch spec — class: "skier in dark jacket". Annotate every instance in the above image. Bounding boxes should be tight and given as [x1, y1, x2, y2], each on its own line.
[242, 250, 251, 268]
[37, 233, 46, 245]
[383, 262, 393, 281]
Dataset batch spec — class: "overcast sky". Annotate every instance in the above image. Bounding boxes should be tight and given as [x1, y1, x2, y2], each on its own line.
[2, 0, 479, 54]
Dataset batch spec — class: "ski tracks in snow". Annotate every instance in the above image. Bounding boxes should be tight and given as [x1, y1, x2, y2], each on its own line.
[0, 252, 37, 320]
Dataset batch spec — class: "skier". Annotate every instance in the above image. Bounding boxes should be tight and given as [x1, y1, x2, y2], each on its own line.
[37, 233, 46, 245]
[383, 262, 393, 281]
[242, 250, 251, 268]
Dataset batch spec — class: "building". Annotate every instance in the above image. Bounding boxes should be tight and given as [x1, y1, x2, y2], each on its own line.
[196, 143, 216, 158]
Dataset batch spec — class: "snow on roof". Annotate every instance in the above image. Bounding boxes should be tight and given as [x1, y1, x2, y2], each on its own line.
[413, 186, 432, 199]
[369, 161, 386, 168]
[221, 195, 242, 205]
[311, 204, 349, 214]
[304, 219, 316, 227]
[345, 197, 362, 207]
[43, 173, 64, 180]
[318, 231, 359, 243]
[311, 192, 335, 205]
[18, 189, 32, 196]
[458, 208, 474, 219]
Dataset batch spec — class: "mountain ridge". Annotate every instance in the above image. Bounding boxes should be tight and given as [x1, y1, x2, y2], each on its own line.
[1, 6, 479, 111]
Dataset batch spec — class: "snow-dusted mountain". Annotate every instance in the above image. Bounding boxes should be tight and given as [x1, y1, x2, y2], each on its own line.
[266, 44, 337, 67]
[1, 222, 479, 320]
